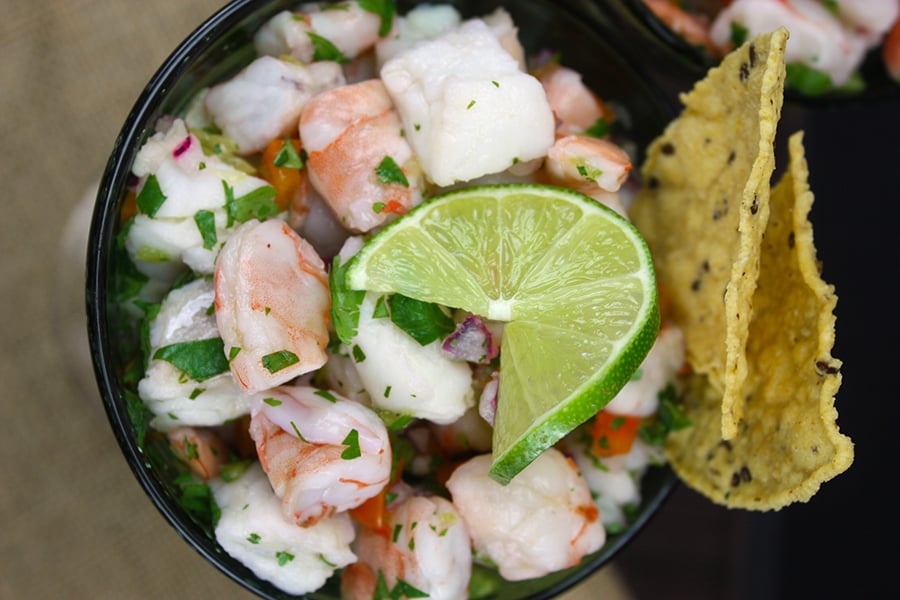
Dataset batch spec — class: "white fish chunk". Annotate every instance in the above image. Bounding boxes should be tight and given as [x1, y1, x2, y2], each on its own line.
[137, 278, 251, 431]
[205, 56, 345, 154]
[210, 463, 357, 596]
[380, 19, 555, 186]
[347, 292, 474, 425]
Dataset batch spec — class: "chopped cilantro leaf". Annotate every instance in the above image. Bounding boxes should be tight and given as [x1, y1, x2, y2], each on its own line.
[329, 255, 365, 345]
[729, 21, 748, 48]
[182, 436, 199, 460]
[136, 174, 167, 217]
[153, 337, 230, 382]
[263, 397, 282, 407]
[262, 350, 300, 373]
[351, 344, 366, 363]
[273, 138, 304, 169]
[639, 384, 692, 446]
[785, 62, 834, 96]
[585, 117, 609, 138]
[388, 293, 456, 345]
[224, 182, 280, 225]
[372, 295, 390, 318]
[290, 420, 308, 442]
[176, 479, 220, 528]
[314, 389, 338, 403]
[359, 0, 396, 37]
[308, 31, 349, 63]
[341, 428, 362, 459]
[375, 155, 410, 187]
[247, 533, 261, 544]
[276, 551, 295, 566]
[193, 209, 217, 249]
[220, 459, 251, 482]
[124, 389, 153, 448]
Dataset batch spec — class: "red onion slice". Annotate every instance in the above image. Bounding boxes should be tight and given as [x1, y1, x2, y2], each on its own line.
[441, 315, 498, 365]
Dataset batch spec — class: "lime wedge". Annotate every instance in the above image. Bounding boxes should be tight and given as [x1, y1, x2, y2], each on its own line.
[346, 184, 659, 483]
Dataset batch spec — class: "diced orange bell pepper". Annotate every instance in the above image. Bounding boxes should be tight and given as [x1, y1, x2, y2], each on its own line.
[590, 410, 641, 457]
[120, 189, 138, 224]
[259, 138, 304, 212]
[349, 488, 390, 535]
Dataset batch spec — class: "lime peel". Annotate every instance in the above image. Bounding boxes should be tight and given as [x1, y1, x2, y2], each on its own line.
[346, 184, 659, 484]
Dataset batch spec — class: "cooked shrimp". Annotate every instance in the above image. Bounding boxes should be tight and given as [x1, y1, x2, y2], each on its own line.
[205, 56, 345, 154]
[342, 494, 472, 600]
[605, 324, 685, 417]
[536, 64, 609, 136]
[445, 449, 605, 581]
[137, 278, 252, 432]
[167, 426, 231, 480]
[709, 0, 869, 86]
[299, 78, 423, 232]
[542, 134, 633, 217]
[248, 385, 392, 527]
[644, 0, 718, 55]
[214, 218, 331, 394]
[210, 462, 357, 596]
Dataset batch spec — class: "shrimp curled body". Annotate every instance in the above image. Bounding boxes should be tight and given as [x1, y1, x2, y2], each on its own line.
[214, 218, 331, 394]
[249, 385, 392, 527]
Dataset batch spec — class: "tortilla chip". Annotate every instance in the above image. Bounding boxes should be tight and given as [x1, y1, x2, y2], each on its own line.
[629, 29, 788, 440]
[664, 133, 853, 510]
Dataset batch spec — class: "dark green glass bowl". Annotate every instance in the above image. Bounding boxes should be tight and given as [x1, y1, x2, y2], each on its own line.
[86, 1, 679, 598]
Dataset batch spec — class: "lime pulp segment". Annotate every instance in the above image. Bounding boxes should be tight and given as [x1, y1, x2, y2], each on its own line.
[346, 184, 659, 484]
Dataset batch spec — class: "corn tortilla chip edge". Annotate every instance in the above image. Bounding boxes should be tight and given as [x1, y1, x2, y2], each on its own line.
[720, 28, 789, 441]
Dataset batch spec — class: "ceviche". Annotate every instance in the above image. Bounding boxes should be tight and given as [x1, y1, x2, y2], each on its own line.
[114, 1, 689, 597]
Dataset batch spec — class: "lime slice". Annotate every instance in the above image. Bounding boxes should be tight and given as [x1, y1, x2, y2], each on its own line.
[346, 184, 659, 483]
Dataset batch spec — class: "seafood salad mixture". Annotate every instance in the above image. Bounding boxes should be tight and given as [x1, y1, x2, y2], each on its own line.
[643, 0, 900, 94]
[117, 1, 686, 597]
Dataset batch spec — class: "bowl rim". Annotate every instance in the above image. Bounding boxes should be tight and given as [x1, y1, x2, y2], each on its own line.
[85, 0, 680, 597]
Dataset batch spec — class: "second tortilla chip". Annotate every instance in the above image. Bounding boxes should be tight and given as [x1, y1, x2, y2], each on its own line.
[664, 132, 853, 510]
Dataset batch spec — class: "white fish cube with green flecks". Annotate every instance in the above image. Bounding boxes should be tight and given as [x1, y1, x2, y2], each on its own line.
[347, 292, 474, 425]
[137, 279, 251, 431]
[210, 463, 357, 596]
[380, 19, 555, 187]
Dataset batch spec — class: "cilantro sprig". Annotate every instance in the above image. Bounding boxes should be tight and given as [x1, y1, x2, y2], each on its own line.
[329, 255, 365, 345]
[387, 294, 456, 345]
[639, 384, 692, 446]
[153, 337, 230, 382]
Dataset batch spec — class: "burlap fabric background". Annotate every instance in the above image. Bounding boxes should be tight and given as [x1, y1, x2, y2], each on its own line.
[0, 1, 634, 597]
